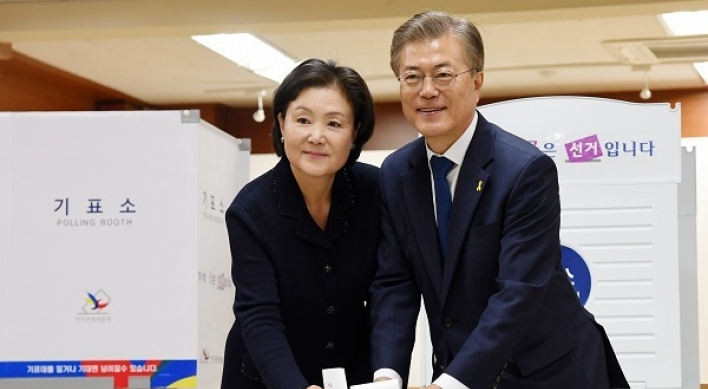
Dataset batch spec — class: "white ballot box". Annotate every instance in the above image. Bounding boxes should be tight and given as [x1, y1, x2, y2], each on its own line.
[0, 110, 249, 389]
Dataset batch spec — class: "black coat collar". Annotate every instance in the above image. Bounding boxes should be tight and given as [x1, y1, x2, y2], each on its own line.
[271, 158, 356, 247]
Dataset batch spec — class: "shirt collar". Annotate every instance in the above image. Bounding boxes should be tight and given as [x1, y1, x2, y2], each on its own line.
[425, 111, 478, 165]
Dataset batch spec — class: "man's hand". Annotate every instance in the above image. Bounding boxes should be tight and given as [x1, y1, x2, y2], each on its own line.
[306, 386, 323, 389]
[424, 385, 442, 389]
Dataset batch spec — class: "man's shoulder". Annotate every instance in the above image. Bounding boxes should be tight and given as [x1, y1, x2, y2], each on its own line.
[381, 138, 423, 171]
[489, 123, 542, 156]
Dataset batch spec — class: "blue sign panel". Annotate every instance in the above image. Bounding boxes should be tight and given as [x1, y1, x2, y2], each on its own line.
[561, 245, 591, 306]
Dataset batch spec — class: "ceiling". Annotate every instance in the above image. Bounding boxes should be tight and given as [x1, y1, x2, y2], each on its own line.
[1, 0, 708, 108]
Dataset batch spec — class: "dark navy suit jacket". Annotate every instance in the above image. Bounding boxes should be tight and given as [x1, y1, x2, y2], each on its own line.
[221, 159, 380, 389]
[370, 113, 628, 388]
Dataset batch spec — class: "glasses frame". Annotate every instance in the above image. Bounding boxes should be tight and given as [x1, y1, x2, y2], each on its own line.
[397, 68, 477, 91]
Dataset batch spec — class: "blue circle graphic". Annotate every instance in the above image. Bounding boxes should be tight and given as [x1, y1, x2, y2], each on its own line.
[560, 245, 592, 306]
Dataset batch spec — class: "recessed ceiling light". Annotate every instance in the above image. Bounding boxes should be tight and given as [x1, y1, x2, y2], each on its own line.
[660, 11, 708, 36]
[191, 33, 297, 84]
[694, 61, 708, 85]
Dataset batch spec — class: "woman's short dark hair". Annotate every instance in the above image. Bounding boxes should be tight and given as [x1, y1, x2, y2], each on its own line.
[271, 58, 375, 166]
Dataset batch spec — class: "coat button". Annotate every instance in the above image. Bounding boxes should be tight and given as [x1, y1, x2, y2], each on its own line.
[443, 317, 453, 328]
[326, 341, 335, 350]
[326, 305, 336, 314]
[323, 264, 333, 274]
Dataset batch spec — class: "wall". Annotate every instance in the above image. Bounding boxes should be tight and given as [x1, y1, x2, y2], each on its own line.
[0, 52, 148, 112]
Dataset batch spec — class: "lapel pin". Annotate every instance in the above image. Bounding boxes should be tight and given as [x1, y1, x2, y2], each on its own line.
[476, 180, 483, 192]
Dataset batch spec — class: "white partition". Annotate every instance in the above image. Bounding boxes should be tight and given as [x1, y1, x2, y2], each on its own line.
[0, 110, 248, 389]
[0, 114, 12, 376]
[196, 120, 250, 389]
[479, 97, 691, 389]
[680, 137, 708, 385]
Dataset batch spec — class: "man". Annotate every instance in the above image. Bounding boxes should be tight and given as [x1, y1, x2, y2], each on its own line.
[369, 11, 629, 389]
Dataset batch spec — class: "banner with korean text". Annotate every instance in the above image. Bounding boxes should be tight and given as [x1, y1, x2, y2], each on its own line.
[0, 110, 248, 389]
[480, 97, 680, 184]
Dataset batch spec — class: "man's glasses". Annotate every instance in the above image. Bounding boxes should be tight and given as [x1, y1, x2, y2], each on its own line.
[397, 69, 477, 91]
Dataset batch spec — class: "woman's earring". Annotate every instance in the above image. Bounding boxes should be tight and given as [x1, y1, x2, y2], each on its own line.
[280, 136, 284, 144]
[350, 143, 355, 150]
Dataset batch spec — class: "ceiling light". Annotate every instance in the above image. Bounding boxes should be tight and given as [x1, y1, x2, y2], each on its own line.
[661, 11, 708, 36]
[191, 33, 296, 84]
[252, 90, 266, 123]
[695, 61, 708, 85]
[639, 71, 652, 100]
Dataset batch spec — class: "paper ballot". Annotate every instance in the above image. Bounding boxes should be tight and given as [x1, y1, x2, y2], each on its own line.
[322, 368, 348, 389]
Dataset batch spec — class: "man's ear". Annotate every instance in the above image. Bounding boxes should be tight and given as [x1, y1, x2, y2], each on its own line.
[473, 70, 485, 92]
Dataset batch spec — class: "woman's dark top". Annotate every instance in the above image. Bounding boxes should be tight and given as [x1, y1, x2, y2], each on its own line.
[221, 158, 381, 389]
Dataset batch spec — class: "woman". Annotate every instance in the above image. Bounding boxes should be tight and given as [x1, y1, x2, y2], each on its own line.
[221, 58, 379, 389]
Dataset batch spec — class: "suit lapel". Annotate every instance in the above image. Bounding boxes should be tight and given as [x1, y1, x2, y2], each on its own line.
[401, 139, 444, 301]
[442, 113, 494, 303]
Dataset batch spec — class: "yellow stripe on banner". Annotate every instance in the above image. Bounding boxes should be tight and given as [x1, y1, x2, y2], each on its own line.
[167, 376, 197, 388]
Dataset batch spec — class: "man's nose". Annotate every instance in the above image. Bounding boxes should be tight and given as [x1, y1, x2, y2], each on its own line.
[419, 76, 439, 96]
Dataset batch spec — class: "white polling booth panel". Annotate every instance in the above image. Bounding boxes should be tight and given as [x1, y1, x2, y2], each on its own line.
[0, 113, 12, 378]
[479, 97, 692, 389]
[0, 110, 248, 389]
[196, 116, 250, 389]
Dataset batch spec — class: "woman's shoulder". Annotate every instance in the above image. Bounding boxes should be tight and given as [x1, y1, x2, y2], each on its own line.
[229, 169, 274, 211]
[347, 162, 380, 203]
[348, 161, 380, 181]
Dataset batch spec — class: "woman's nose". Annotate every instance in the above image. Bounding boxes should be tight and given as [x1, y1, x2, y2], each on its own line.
[308, 124, 325, 143]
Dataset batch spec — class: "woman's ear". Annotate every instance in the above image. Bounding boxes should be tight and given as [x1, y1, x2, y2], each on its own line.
[277, 112, 284, 129]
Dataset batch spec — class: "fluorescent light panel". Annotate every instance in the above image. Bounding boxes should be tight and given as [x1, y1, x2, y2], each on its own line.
[191, 33, 296, 83]
[661, 11, 708, 36]
[661, 11, 708, 85]
[695, 62, 708, 85]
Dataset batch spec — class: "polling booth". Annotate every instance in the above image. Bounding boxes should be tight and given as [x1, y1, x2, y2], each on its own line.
[0, 110, 249, 389]
[475, 97, 699, 389]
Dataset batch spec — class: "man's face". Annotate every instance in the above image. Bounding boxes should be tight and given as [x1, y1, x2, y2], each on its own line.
[397, 33, 484, 154]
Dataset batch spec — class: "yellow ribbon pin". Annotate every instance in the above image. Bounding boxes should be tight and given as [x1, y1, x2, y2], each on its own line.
[476, 180, 483, 192]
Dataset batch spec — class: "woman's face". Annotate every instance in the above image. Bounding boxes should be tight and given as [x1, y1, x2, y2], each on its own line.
[279, 86, 356, 181]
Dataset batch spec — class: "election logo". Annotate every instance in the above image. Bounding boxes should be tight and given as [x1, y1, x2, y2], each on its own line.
[561, 245, 592, 306]
[81, 289, 111, 314]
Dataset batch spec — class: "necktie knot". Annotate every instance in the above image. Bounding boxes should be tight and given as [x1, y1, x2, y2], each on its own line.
[431, 156, 455, 180]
